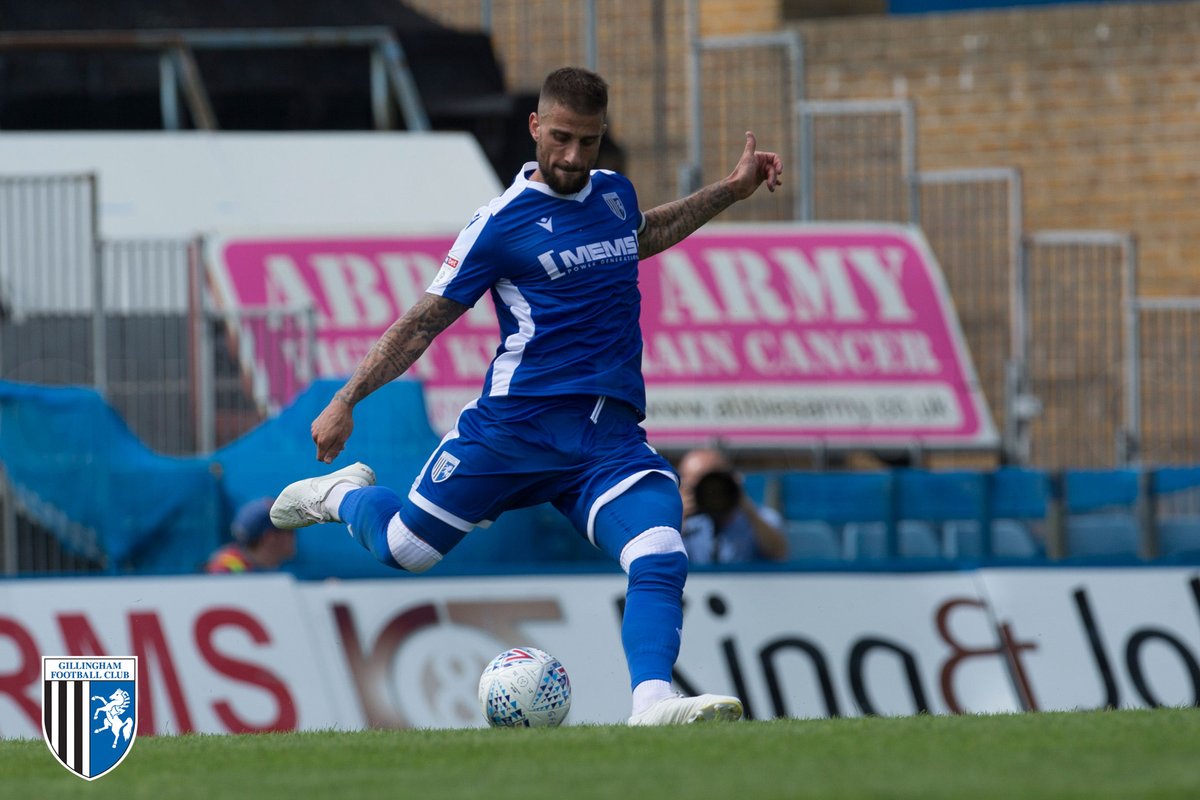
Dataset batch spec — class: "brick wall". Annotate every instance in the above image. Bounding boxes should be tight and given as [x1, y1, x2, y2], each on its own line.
[698, 0, 781, 34]
[414, 1, 1200, 295]
[794, 2, 1200, 297]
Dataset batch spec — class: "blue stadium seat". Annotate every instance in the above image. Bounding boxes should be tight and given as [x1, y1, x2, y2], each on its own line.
[1157, 517, 1200, 559]
[782, 520, 842, 561]
[1065, 513, 1140, 558]
[842, 520, 940, 560]
[741, 472, 771, 506]
[942, 519, 1042, 560]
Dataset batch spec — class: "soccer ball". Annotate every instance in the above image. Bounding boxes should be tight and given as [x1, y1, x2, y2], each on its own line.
[478, 647, 572, 728]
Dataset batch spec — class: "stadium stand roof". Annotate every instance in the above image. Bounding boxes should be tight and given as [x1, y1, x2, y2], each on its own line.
[0, 0, 539, 179]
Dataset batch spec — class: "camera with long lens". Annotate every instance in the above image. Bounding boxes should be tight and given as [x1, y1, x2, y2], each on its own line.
[691, 470, 742, 519]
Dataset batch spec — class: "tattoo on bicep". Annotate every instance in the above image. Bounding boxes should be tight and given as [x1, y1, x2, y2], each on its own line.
[638, 182, 737, 259]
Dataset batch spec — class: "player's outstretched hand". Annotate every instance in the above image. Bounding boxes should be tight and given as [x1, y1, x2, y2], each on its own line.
[312, 398, 355, 463]
[725, 131, 783, 201]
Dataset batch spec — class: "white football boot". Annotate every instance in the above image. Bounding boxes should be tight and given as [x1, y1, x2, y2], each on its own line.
[269, 462, 376, 529]
[627, 693, 744, 726]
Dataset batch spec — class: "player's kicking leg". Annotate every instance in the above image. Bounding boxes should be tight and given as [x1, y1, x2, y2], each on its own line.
[589, 472, 743, 726]
[271, 459, 469, 573]
[270, 462, 376, 528]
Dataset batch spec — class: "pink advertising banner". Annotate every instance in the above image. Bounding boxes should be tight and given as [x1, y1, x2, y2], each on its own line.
[207, 224, 997, 449]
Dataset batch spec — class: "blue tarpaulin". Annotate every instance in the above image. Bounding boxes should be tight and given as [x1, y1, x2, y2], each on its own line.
[1, 378, 1191, 575]
[0, 380, 219, 573]
[215, 379, 443, 577]
[213, 379, 594, 576]
[0, 378, 592, 576]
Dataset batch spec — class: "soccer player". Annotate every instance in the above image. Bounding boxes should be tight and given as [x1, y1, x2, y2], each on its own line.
[271, 66, 782, 725]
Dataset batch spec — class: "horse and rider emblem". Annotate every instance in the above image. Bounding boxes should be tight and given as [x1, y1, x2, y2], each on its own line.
[42, 656, 138, 780]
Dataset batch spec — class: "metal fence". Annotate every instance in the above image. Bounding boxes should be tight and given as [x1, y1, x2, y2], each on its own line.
[1023, 232, 1137, 469]
[202, 302, 318, 454]
[0, 172, 314, 456]
[402, 0, 693, 211]
[688, 31, 803, 222]
[1131, 298, 1200, 466]
[797, 99, 916, 225]
[0, 171, 319, 572]
[0, 176, 312, 575]
[0, 27, 430, 133]
[99, 238, 198, 453]
[914, 168, 1025, 464]
[0, 174, 99, 387]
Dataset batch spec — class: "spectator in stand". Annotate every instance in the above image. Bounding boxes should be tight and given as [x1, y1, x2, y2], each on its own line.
[206, 497, 296, 574]
[678, 448, 788, 565]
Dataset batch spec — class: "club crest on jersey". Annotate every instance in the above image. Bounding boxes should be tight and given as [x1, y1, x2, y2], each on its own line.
[603, 192, 626, 221]
[42, 656, 138, 781]
[431, 450, 461, 483]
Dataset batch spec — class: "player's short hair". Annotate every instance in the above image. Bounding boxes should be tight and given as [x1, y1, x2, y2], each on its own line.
[539, 67, 608, 117]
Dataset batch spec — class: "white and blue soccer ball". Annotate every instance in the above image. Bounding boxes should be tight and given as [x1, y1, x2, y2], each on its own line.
[478, 647, 572, 728]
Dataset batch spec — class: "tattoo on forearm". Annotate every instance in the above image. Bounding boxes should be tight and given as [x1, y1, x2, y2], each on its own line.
[638, 181, 737, 260]
[337, 294, 468, 405]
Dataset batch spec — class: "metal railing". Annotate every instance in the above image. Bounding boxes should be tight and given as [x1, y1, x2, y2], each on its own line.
[797, 98, 918, 225]
[199, 302, 318, 455]
[0, 27, 430, 132]
[914, 168, 1026, 464]
[1130, 297, 1200, 466]
[1022, 231, 1137, 469]
[684, 29, 804, 222]
[0, 173, 314, 456]
[0, 174, 100, 387]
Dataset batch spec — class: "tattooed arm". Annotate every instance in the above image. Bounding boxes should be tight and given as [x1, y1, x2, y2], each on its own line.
[638, 131, 783, 261]
[312, 293, 469, 463]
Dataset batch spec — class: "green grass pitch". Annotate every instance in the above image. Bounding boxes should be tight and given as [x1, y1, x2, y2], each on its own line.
[4, 708, 1199, 799]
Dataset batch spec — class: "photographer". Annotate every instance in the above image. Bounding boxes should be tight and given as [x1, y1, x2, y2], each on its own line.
[677, 448, 789, 565]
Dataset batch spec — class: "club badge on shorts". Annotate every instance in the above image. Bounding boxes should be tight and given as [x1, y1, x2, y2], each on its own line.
[42, 656, 138, 781]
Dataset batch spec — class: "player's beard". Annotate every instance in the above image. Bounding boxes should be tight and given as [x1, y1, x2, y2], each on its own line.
[538, 154, 591, 195]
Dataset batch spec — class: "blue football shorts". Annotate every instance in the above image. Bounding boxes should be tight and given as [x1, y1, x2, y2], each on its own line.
[403, 393, 677, 547]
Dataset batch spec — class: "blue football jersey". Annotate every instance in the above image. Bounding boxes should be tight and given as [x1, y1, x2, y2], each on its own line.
[427, 162, 648, 413]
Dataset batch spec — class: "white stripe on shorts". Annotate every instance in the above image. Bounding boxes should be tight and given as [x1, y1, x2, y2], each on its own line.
[584, 468, 678, 546]
[408, 488, 476, 532]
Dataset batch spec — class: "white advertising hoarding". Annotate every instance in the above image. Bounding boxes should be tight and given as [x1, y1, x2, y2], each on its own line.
[0, 575, 357, 736]
[1, 567, 1197, 738]
[979, 568, 1200, 712]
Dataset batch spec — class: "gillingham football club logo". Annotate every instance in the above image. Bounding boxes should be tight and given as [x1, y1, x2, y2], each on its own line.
[42, 656, 138, 781]
[431, 450, 461, 483]
[602, 192, 626, 221]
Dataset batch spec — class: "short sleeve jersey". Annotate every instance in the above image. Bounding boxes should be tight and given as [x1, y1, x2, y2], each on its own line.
[427, 163, 648, 414]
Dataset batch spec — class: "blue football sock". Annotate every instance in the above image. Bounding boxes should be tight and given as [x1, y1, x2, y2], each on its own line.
[338, 485, 404, 569]
[622, 551, 687, 689]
